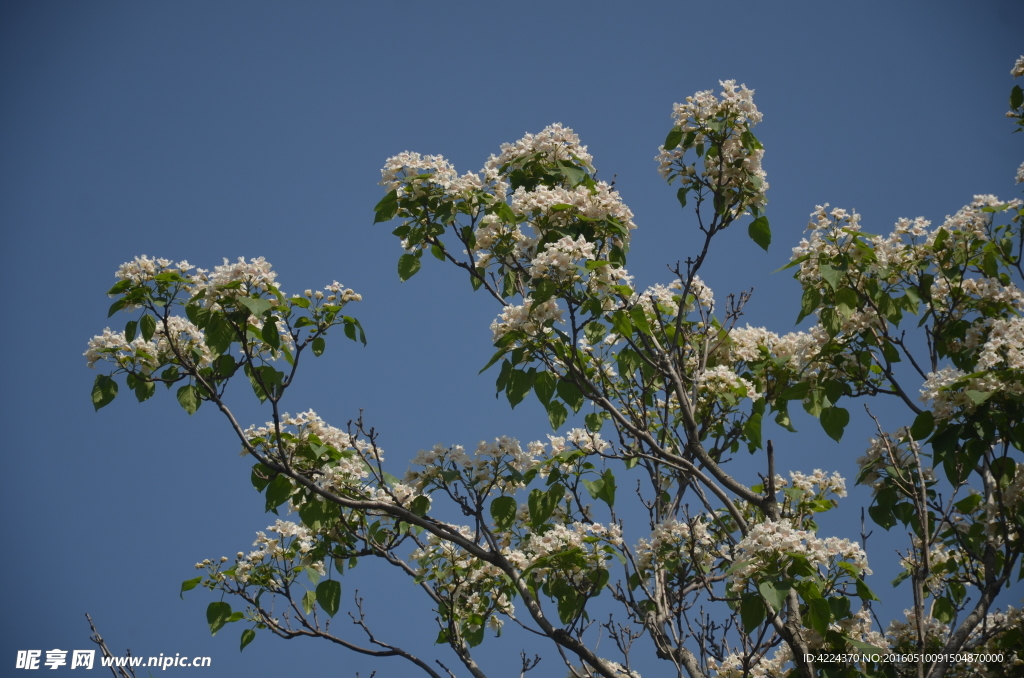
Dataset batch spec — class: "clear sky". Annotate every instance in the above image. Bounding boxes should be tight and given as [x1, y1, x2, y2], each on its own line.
[2, 1, 1022, 675]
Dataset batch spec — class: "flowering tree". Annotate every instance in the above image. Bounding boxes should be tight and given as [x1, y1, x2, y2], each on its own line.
[86, 60, 1024, 678]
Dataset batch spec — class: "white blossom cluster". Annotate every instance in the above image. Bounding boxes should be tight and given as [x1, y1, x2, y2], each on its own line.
[728, 520, 870, 593]
[483, 123, 594, 176]
[529, 235, 596, 281]
[490, 296, 564, 342]
[115, 255, 194, 285]
[230, 520, 324, 585]
[697, 365, 761, 402]
[634, 516, 719, 575]
[405, 437, 540, 493]
[197, 256, 279, 302]
[510, 182, 636, 235]
[655, 80, 768, 214]
[85, 315, 213, 371]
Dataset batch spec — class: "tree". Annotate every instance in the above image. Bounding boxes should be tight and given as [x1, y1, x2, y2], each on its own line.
[86, 60, 1024, 678]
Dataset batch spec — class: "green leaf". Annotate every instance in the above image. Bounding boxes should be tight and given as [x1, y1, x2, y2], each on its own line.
[819, 406, 849, 442]
[740, 592, 766, 633]
[819, 264, 843, 291]
[260, 318, 281, 350]
[610, 310, 633, 337]
[176, 384, 200, 415]
[556, 380, 584, 413]
[302, 590, 316, 615]
[835, 288, 858, 317]
[373, 189, 399, 223]
[180, 576, 202, 599]
[311, 337, 326, 357]
[240, 629, 256, 652]
[238, 297, 272, 318]
[797, 287, 821, 324]
[140, 314, 157, 342]
[316, 580, 341, 617]
[910, 410, 934, 441]
[490, 496, 517, 530]
[528, 486, 561, 527]
[91, 375, 118, 411]
[629, 306, 652, 336]
[506, 368, 535, 409]
[805, 597, 831, 635]
[758, 580, 788, 612]
[1011, 84, 1023, 111]
[410, 494, 431, 517]
[546, 400, 568, 431]
[207, 602, 233, 636]
[134, 378, 155, 403]
[584, 412, 604, 432]
[676, 186, 688, 209]
[933, 597, 955, 624]
[664, 126, 683, 151]
[747, 216, 771, 251]
[264, 474, 293, 513]
[397, 253, 421, 281]
[430, 243, 446, 261]
[820, 307, 842, 337]
[124, 319, 138, 342]
[533, 371, 556, 405]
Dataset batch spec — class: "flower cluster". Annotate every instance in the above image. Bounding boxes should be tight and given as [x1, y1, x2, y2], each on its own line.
[635, 516, 719, 575]
[656, 80, 768, 216]
[229, 520, 324, 586]
[728, 520, 870, 593]
[490, 297, 564, 342]
[483, 123, 594, 176]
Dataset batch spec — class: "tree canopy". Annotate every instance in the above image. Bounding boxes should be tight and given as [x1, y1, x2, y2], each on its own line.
[86, 59, 1024, 678]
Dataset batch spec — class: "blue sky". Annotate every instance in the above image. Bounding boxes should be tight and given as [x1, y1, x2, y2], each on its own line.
[2, 1, 1022, 675]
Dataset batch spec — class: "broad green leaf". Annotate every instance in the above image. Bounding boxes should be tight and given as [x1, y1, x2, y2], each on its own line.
[740, 592, 766, 633]
[1011, 84, 1024, 111]
[302, 590, 316, 615]
[506, 368, 535, 409]
[373, 189, 398, 223]
[797, 287, 821, 324]
[316, 580, 341, 617]
[261, 319, 281, 350]
[490, 496, 517, 529]
[176, 384, 200, 415]
[910, 410, 934, 441]
[238, 297, 272, 317]
[819, 406, 849, 442]
[311, 337, 326, 357]
[819, 264, 843, 291]
[410, 494, 431, 517]
[629, 306, 652, 336]
[397, 253, 421, 282]
[92, 374, 118, 411]
[758, 580, 788, 612]
[180, 576, 201, 599]
[584, 412, 604, 432]
[240, 629, 256, 651]
[207, 601, 233, 636]
[264, 474, 293, 513]
[124, 319, 138, 342]
[134, 379, 155, 403]
[546, 400, 568, 431]
[140, 314, 157, 342]
[534, 371, 556, 405]
[664, 126, 683, 151]
[556, 380, 584, 413]
[676, 186, 688, 208]
[805, 597, 831, 635]
[747, 216, 771, 251]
